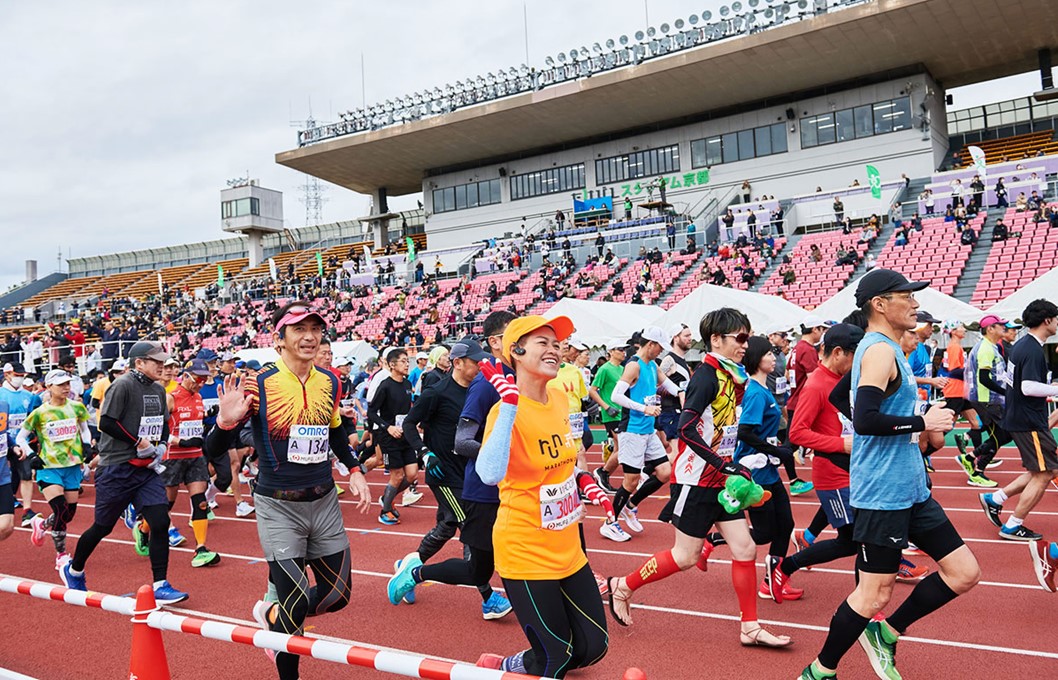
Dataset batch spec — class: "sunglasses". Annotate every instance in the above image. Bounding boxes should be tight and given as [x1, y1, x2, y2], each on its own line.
[723, 332, 751, 344]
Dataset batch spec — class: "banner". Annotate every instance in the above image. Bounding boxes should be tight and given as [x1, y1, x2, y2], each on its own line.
[866, 165, 882, 199]
[967, 145, 987, 177]
[156, 272, 163, 295]
[217, 264, 224, 288]
[405, 236, 416, 262]
[362, 245, 373, 273]
[573, 196, 613, 215]
[268, 257, 277, 281]
[316, 251, 323, 277]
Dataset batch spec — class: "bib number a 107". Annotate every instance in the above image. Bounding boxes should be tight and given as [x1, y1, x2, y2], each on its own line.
[139, 416, 164, 442]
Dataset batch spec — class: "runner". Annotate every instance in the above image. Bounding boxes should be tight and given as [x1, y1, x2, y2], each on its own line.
[956, 314, 1012, 487]
[608, 326, 681, 535]
[60, 341, 189, 606]
[608, 308, 791, 648]
[798, 269, 979, 680]
[658, 324, 693, 458]
[589, 345, 626, 493]
[19, 369, 91, 569]
[472, 314, 608, 677]
[905, 312, 948, 471]
[418, 345, 451, 396]
[205, 301, 371, 680]
[200, 348, 255, 517]
[940, 320, 986, 466]
[0, 397, 13, 542]
[369, 347, 420, 524]
[978, 299, 1058, 548]
[2, 362, 43, 527]
[548, 338, 590, 472]
[785, 316, 829, 495]
[160, 359, 220, 567]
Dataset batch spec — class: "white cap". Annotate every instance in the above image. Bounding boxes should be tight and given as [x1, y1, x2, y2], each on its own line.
[800, 314, 831, 329]
[766, 323, 795, 336]
[45, 369, 73, 386]
[668, 323, 690, 340]
[1, 363, 11, 373]
[333, 356, 354, 367]
[112, 359, 129, 371]
[568, 335, 589, 351]
[640, 326, 668, 346]
[415, 351, 429, 360]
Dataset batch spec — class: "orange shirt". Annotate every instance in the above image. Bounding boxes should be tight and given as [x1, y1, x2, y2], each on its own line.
[943, 339, 965, 399]
[484, 385, 587, 580]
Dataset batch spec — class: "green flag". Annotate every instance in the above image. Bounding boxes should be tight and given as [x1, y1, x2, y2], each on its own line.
[866, 165, 882, 199]
[217, 264, 224, 288]
[405, 236, 416, 262]
[316, 251, 323, 276]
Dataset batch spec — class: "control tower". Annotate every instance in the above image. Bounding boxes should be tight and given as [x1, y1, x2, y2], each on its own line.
[220, 179, 283, 268]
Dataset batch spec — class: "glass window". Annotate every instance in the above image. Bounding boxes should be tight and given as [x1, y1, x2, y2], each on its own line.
[754, 126, 771, 156]
[595, 145, 678, 184]
[737, 130, 755, 160]
[455, 184, 467, 210]
[721, 132, 739, 162]
[816, 113, 836, 145]
[854, 105, 873, 138]
[466, 182, 478, 207]
[771, 123, 788, 153]
[800, 118, 818, 148]
[835, 109, 855, 142]
[706, 137, 723, 165]
[890, 97, 911, 131]
[690, 139, 707, 167]
[873, 101, 896, 134]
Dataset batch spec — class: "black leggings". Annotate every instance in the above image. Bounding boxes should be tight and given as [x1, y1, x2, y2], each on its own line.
[501, 563, 608, 678]
[267, 549, 352, 680]
[418, 544, 494, 602]
[782, 523, 857, 576]
[748, 482, 794, 558]
[72, 503, 170, 582]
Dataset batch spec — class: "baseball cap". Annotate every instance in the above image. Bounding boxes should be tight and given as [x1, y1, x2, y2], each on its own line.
[333, 356, 354, 367]
[128, 341, 171, 362]
[502, 315, 575, 362]
[274, 305, 326, 333]
[219, 351, 236, 362]
[668, 323, 690, 340]
[567, 335, 589, 351]
[450, 339, 491, 362]
[979, 314, 1007, 328]
[916, 311, 941, 324]
[4, 362, 26, 374]
[245, 360, 262, 371]
[44, 369, 73, 386]
[766, 324, 794, 337]
[854, 268, 929, 307]
[182, 358, 212, 376]
[800, 314, 833, 330]
[941, 319, 963, 334]
[415, 351, 429, 361]
[640, 326, 668, 346]
[112, 358, 129, 371]
[1004, 320, 1023, 329]
[822, 323, 865, 351]
[163, 356, 180, 367]
[196, 348, 219, 362]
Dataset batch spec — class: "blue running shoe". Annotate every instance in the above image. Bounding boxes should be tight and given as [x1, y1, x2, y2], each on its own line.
[123, 504, 138, 530]
[388, 553, 421, 605]
[378, 511, 400, 525]
[60, 563, 86, 591]
[168, 527, 186, 547]
[482, 592, 513, 620]
[153, 581, 189, 605]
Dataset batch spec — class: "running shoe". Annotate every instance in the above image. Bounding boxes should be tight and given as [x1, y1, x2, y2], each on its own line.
[152, 581, 189, 605]
[620, 506, 644, 533]
[696, 531, 726, 572]
[389, 553, 421, 605]
[251, 600, 277, 661]
[954, 432, 970, 457]
[167, 527, 186, 547]
[599, 520, 631, 542]
[979, 493, 1003, 528]
[334, 460, 350, 477]
[792, 529, 814, 571]
[204, 483, 219, 509]
[923, 457, 935, 473]
[858, 619, 901, 680]
[999, 524, 1043, 542]
[896, 559, 928, 582]
[1029, 540, 1057, 593]
[797, 661, 837, 679]
[901, 543, 923, 557]
[191, 546, 221, 568]
[378, 511, 400, 525]
[594, 571, 608, 595]
[966, 469, 998, 488]
[986, 458, 1003, 469]
[794, 447, 807, 465]
[592, 467, 615, 494]
[55, 552, 70, 571]
[20, 510, 39, 528]
[602, 438, 615, 460]
[122, 503, 138, 530]
[235, 501, 256, 517]
[476, 653, 504, 670]
[60, 563, 86, 591]
[481, 592, 513, 620]
[29, 514, 47, 547]
[764, 555, 784, 603]
[400, 488, 424, 507]
[132, 521, 150, 557]
[955, 452, 976, 478]
[789, 479, 815, 496]
[780, 581, 804, 600]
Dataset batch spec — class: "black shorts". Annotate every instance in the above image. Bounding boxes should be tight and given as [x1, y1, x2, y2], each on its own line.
[659, 483, 743, 539]
[382, 444, 417, 471]
[853, 496, 964, 574]
[969, 401, 1003, 429]
[603, 421, 620, 438]
[0, 482, 13, 515]
[1011, 430, 1058, 473]
[943, 397, 971, 414]
[459, 500, 498, 551]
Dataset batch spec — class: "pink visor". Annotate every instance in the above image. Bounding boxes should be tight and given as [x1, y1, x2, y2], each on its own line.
[276, 307, 326, 332]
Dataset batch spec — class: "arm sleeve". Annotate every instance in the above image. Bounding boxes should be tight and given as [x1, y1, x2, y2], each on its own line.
[852, 385, 924, 436]
[99, 414, 140, 446]
[80, 420, 93, 445]
[611, 380, 645, 412]
[476, 403, 516, 485]
[978, 368, 1006, 395]
[659, 377, 681, 396]
[401, 389, 433, 453]
[736, 423, 788, 460]
[204, 423, 240, 459]
[329, 426, 356, 468]
[828, 372, 853, 420]
[454, 418, 482, 459]
[1022, 380, 1058, 398]
[15, 428, 31, 452]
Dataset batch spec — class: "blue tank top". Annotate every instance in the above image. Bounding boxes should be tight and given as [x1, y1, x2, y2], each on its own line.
[198, 380, 220, 428]
[849, 332, 930, 510]
[627, 357, 658, 435]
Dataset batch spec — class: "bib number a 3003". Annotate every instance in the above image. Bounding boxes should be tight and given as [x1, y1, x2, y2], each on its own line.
[539, 474, 583, 531]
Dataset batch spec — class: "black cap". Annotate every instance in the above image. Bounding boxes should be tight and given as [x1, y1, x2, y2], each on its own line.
[450, 339, 490, 362]
[916, 311, 941, 325]
[128, 341, 171, 362]
[854, 268, 929, 307]
[3, 361, 26, 374]
[823, 323, 866, 351]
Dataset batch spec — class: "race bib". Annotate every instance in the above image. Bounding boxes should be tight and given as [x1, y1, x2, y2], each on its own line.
[138, 415, 164, 442]
[644, 395, 661, 407]
[395, 414, 407, 428]
[8, 413, 25, 432]
[718, 424, 738, 457]
[201, 398, 220, 412]
[287, 423, 329, 464]
[539, 474, 584, 531]
[912, 400, 928, 442]
[0, 437, 7, 455]
[837, 412, 854, 436]
[340, 398, 354, 409]
[178, 419, 204, 440]
[45, 418, 78, 443]
[774, 378, 788, 395]
[569, 412, 585, 433]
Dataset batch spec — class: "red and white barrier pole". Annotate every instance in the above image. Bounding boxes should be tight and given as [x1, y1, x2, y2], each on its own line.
[0, 576, 135, 616]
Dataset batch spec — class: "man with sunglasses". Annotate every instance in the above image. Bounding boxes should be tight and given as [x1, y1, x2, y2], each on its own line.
[798, 269, 979, 680]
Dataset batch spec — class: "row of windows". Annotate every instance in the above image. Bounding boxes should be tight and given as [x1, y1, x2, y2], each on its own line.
[221, 197, 259, 219]
[510, 163, 585, 201]
[595, 145, 680, 185]
[432, 179, 502, 214]
[690, 123, 788, 168]
[800, 97, 912, 149]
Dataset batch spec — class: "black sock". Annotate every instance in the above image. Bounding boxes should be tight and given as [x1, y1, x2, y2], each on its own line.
[922, 442, 939, 457]
[629, 475, 663, 506]
[578, 522, 587, 553]
[381, 484, 399, 513]
[808, 507, 829, 537]
[886, 572, 959, 634]
[818, 600, 871, 670]
[612, 486, 632, 519]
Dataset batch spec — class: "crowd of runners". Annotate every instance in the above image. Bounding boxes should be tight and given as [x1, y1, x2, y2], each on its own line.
[2, 267, 1057, 679]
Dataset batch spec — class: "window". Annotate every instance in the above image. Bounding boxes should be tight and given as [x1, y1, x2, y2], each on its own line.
[835, 109, 855, 142]
[594, 144, 679, 185]
[432, 178, 501, 214]
[510, 163, 585, 200]
[754, 126, 772, 157]
[721, 132, 739, 163]
[221, 197, 259, 219]
[737, 130, 755, 161]
[692, 123, 786, 168]
[853, 105, 873, 138]
[801, 96, 913, 149]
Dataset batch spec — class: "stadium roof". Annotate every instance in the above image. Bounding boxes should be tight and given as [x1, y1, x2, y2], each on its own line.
[276, 0, 1058, 196]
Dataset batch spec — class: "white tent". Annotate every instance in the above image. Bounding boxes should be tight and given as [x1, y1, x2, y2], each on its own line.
[656, 283, 808, 336]
[986, 265, 1058, 322]
[544, 298, 666, 348]
[814, 274, 984, 324]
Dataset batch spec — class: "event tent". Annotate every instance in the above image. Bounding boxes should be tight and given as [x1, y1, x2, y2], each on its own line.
[656, 283, 808, 336]
[544, 297, 666, 348]
[814, 274, 984, 325]
[985, 265, 1058, 323]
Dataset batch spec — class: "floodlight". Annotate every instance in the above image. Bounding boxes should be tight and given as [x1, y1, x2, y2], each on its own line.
[593, 42, 603, 53]
[749, 0, 760, 7]
[646, 26, 656, 37]
[674, 18, 685, 29]
[732, 2, 743, 12]
[702, 11, 712, 21]
[605, 38, 615, 49]
[545, 56, 555, 66]
[720, 6, 730, 17]
[619, 34, 629, 44]
[689, 14, 699, 24]
[797, 0, 808, 8]
[558, 52, 567, 63]
[634, 30, 644, 40]
[660, 23, 670, 33]
[568, 49, 579, 60]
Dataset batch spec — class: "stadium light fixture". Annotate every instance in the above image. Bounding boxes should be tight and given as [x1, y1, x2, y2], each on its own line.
[545, 56, 555, 66]
[634, 30, 644, 40]
[606, 38, 615, 48]
[660, 23, 670, 33]
[619, 34, 629, 45]
[558, 52, 567, 63]
[646, 26, 656, 37]
[732, 2, 743, 12]
[688, 14, 699, 25]
[702, 10, 712, 21]
[593, 42, 603, 53]
[674, 18, 685, 29]
[720, 6, 730, 17]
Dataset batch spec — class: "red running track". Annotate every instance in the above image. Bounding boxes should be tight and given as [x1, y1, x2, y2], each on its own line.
[1, 445, 1056, 679]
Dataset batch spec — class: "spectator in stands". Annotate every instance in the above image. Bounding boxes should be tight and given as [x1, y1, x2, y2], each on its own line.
[741, 266, 756, 286]
[624, 197, 633, 220]
[555, 209, 565, 229]
[770, 205, 784, 234]
[746, 209, 758, 239]
[1028, 190, 1043, 211]
[850, 179, 860, 187]
[911, 212, 923, 231]
[920, 188, 935, 214]
[1015, 192, 1028, 212]
[782, 267, 796, 286]
[613, 278, 625, 296]
[603, 247, 615, 265]
[594, 232, 605, 258]
[992, 219, 1009, 242]
[835, 246, 858, 267]
[994, 177, 1008, 208]
[865, 253, 877, 271]
[810, 244, 822, 263]
[741, 180, 752, 203]
[969, 175, 985, 211]
[721, 208, 735, 240]
[666, 221, 676, 249]
[635, 246, 647, 261]
[895, 226, 910, 247]
[950, 178, 964, 208]
[1047, 206, 1058, 229]
[960, 224, 978, 246]
[680, 235, 697, 256]
[658, 175, 668, 204]
[833, 196, 844, 224]
[561, 236, 572, 253]
[711, 267, 727, 286]
[841, 216, 853, 235]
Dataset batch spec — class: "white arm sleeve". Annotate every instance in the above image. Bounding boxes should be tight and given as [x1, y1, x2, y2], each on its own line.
[611, 380, 645, 412]
[15, 428, 32, 452]
[1021, 380, 1058, 398]
[659, 377, 681, 396]
[80, 420, 93, 445]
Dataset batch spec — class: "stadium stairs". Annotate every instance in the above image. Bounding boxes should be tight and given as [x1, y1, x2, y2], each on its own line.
[952, 206, 1008, 302]
[0, 272, 67, 312]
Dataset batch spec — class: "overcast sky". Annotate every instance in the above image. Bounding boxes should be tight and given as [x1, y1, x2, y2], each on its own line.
[0, 0, 1045, 291]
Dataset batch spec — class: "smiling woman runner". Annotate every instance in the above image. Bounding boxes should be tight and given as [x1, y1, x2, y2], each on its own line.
[472, 314, 608, 678]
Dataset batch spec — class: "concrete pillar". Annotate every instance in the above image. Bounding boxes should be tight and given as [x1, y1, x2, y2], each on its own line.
[246, 230, 265, 268]
[370, 187, 390, 251]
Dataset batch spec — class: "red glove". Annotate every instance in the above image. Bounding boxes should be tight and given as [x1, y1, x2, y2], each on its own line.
[478, 359, 519, 406]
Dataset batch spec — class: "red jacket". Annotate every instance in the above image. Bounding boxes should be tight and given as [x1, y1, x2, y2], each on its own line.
[786, 338, 820, 411]
[788, 363, 849, 491]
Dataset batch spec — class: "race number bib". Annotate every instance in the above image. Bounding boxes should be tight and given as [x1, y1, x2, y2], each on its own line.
[539, 474, 584, 531]
[178, 419, 204, 440]
[0, 437, 6, 455]
[394, 414, 407, 428]
[45, 418, 78, 443]
[644, 395, 661, 407]
[287, 423, 329, 464]
[837, 412, 855, 436]
[774, 378, 788, 395]
[569, 412, 585, 432]
[7, 413, 25, 432]
[138, 416, 164, 442]
[201, 398, 220, 413]
[912, 400, 928, 442]
[718, 424, 738, 457]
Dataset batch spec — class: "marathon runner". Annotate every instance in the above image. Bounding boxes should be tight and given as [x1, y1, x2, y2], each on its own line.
[658, 324, 693, 458]
[940, 320, 987, 467]
[589, 344, 626, 493]
[0, 397, 12, 542]
[905, 312, 948, 471]
[2, 362, 43, 527]
[956, 314, 1013, 487]
[798, 269, 979, 680]
[206, 301, 371, 680]
[369, 347, 420, 524]
[786, 316, 830, 495]
[199, 348, 255, 517]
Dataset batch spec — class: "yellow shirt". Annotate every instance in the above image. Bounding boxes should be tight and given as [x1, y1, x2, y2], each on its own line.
[485, 386, 587, 580]
[90, 376, 111, 425]
[548, 363, 588, 415]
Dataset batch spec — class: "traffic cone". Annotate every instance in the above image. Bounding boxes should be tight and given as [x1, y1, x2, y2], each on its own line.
[623, 669, 647, 680]
[128, 584, 170, 680]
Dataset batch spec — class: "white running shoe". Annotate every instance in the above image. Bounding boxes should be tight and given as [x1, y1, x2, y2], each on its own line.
[599, 520, 631, 542]
[620, 506, 644, 533]
[335, 460, 350, 477]
[204, 482, 219, 509]
[235, 501, 256, 517]
[400, 489, 424, 507]
[55, 552, 71, 571]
